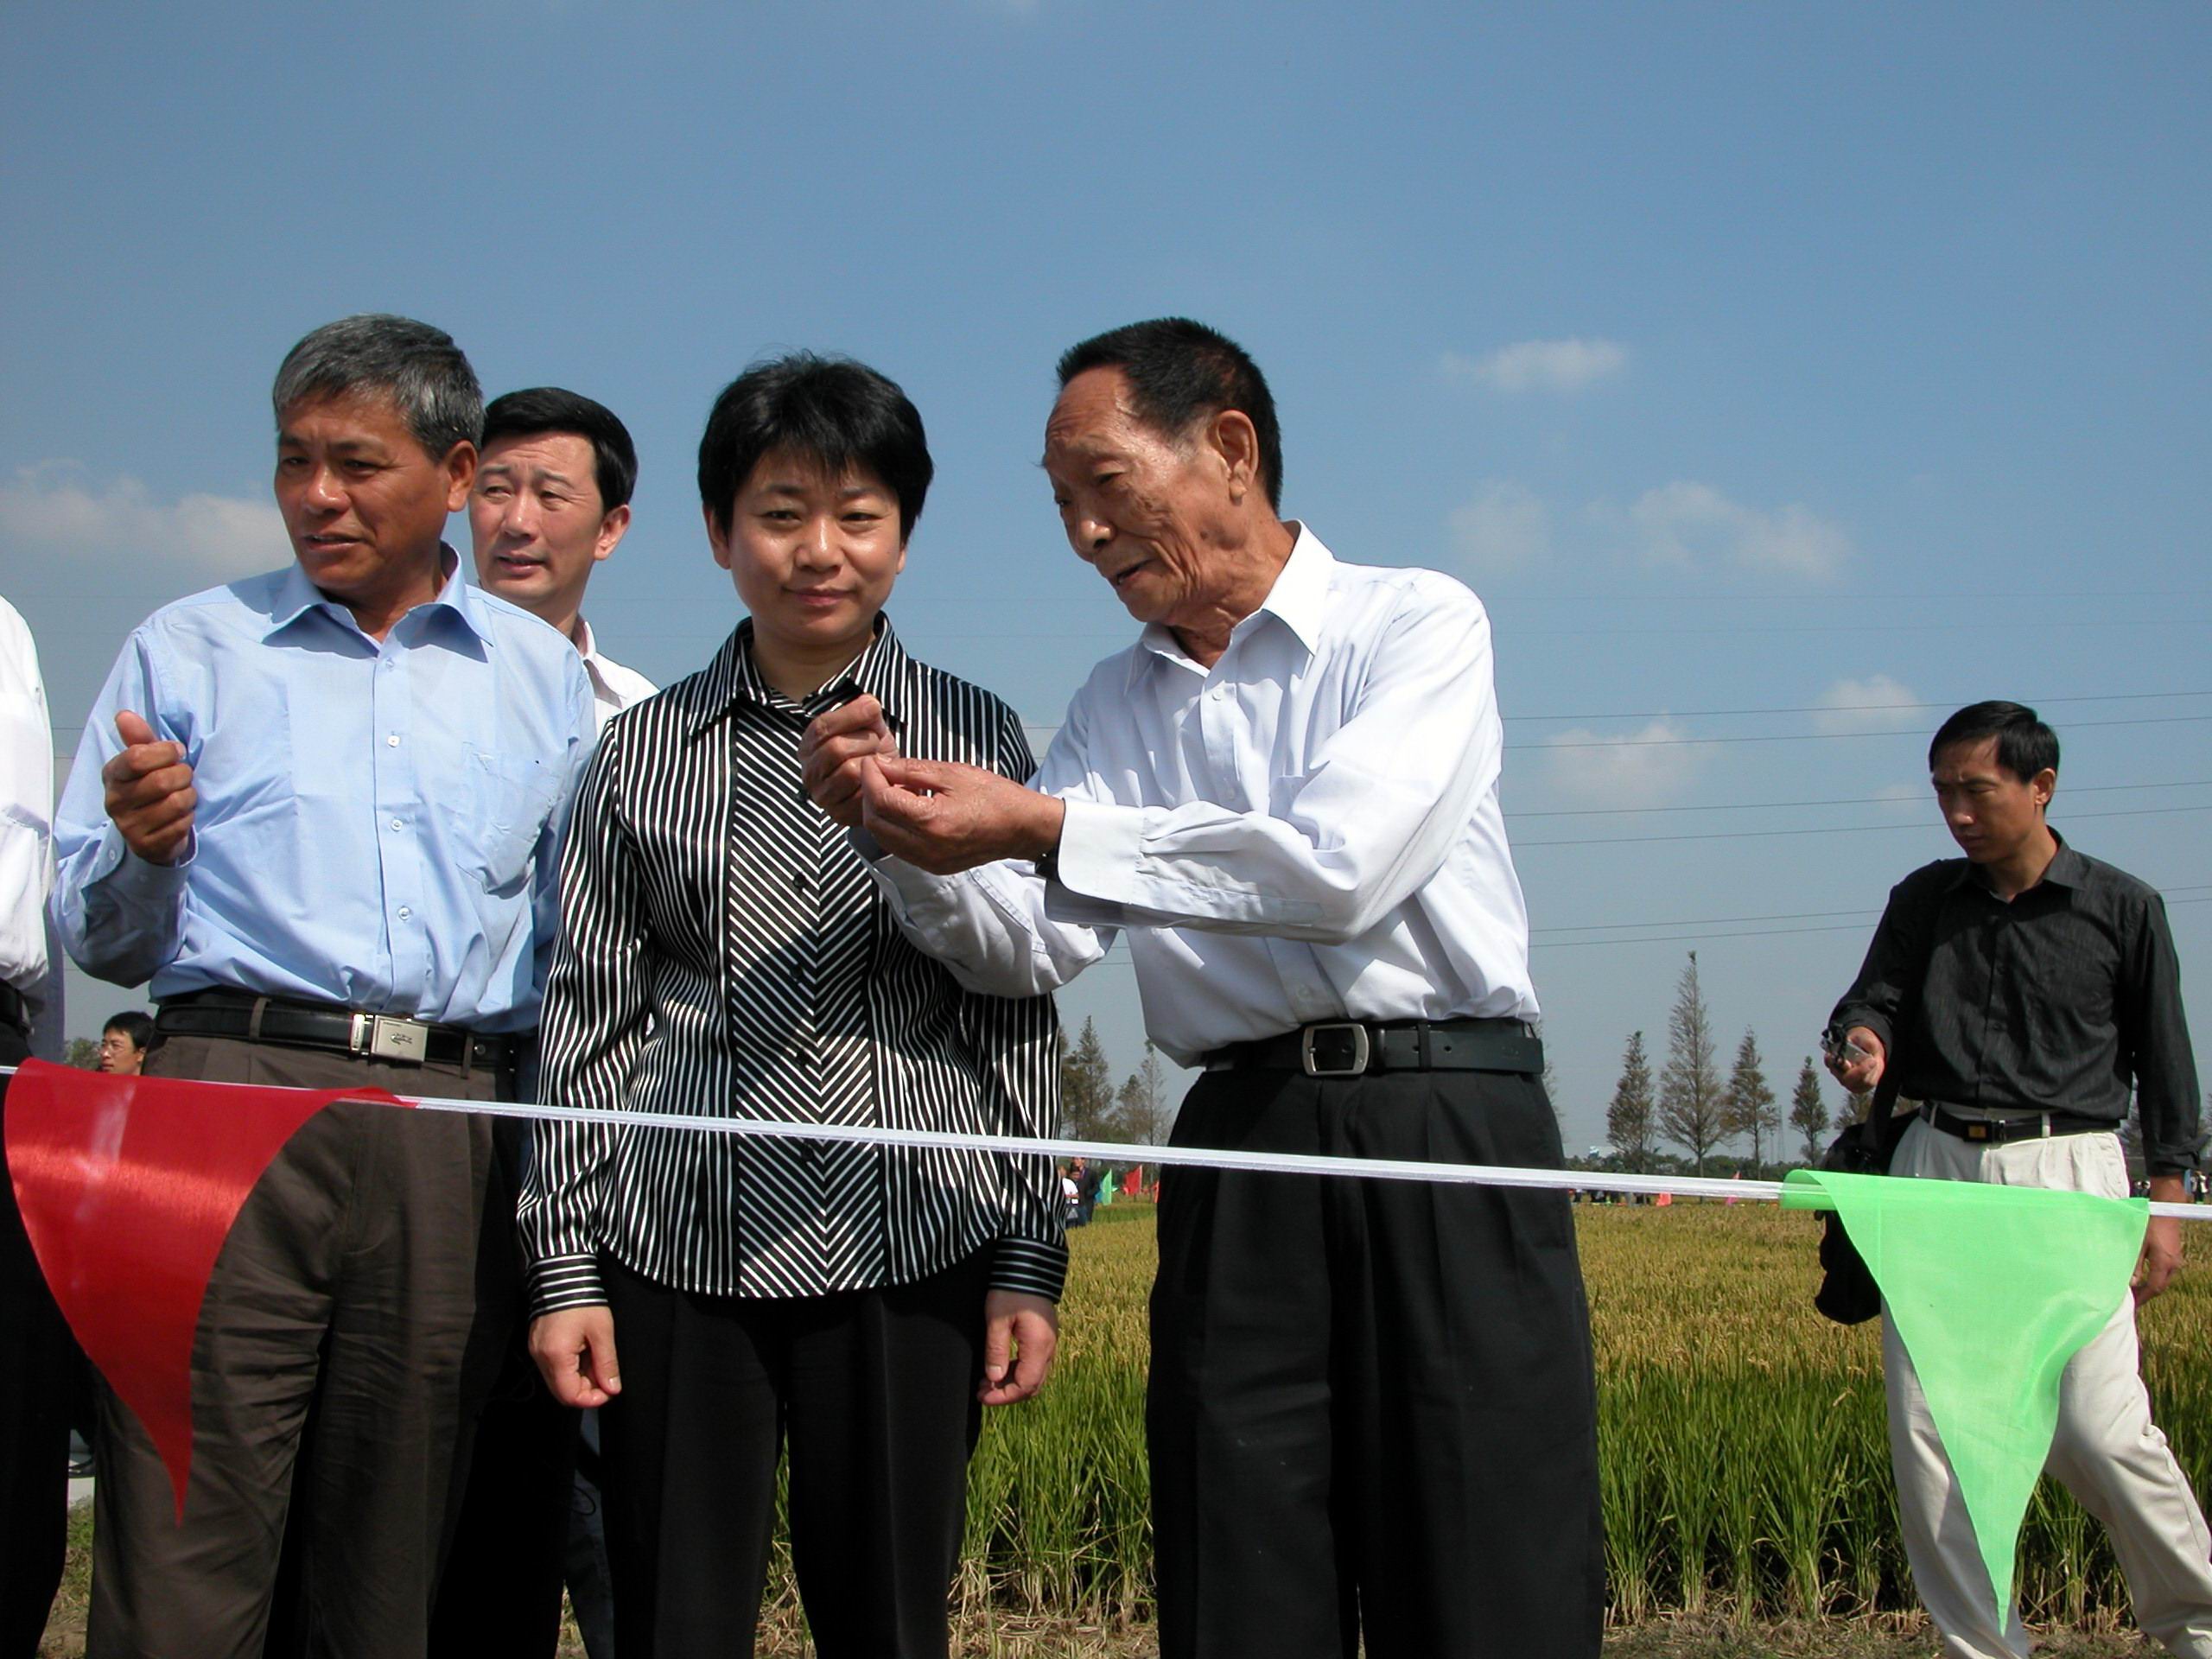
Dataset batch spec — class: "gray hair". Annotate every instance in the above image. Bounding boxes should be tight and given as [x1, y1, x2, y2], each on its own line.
[271, 315, 483, 460]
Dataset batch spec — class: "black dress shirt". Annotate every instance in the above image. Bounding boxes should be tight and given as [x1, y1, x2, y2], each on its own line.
[519, 618, 1066, 1316]
[1832, 835, 2202, 1173]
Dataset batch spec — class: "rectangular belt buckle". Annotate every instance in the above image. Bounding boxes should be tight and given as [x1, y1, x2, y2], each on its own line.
[1300, 1023, 1370, 1078]
[1965, 1122, 1990, 1141]
[364, 1014, 430, 1065]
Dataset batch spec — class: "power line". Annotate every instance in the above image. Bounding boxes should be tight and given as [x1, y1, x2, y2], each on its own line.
[1515, 715, 2212, 750]
[1510, 779, 2212, 818]
[1511, 690, 2209, 721]
[1530, 895, 2210, 950]
[1516, 803, 2211, 849]
[1535, 884, 2212, 936]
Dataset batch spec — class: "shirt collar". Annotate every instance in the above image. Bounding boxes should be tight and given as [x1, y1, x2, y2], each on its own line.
[1127, 520, 1331, 690]
[688, 614, 914, 737]
[265, 546, 487, 644]
[1944, 829, 2082, 893]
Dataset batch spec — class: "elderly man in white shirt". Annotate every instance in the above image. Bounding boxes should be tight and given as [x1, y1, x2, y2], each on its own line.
[1, 592, 70, 1657]
[469, 386, 657, 730]
[802, 318, 1602, 1659]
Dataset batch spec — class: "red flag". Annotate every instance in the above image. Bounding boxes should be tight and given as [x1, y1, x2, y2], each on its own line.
[3, 1058, 404, 1519]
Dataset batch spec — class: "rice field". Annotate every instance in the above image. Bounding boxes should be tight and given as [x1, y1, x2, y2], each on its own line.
[933, 1199, 2212, 1630]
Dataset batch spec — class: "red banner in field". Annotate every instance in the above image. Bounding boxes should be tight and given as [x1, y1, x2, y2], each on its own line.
[2, 1059, 404, 1518]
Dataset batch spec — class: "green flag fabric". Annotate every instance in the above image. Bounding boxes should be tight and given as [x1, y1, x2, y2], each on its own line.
[1783, 1169, 2148, 1623]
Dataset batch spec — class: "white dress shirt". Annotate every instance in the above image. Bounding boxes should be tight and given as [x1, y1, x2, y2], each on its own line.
[868, 524, 1539, 1065]
[574, 618, 657, 734]
[0, 594, 62, 1056]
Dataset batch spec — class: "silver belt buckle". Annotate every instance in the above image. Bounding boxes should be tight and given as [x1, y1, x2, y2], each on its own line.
[363, 1014, 431, 1065]
[1300, 1022, 1371, 1077]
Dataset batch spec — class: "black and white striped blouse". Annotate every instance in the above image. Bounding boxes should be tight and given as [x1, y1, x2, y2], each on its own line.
[519, 618, 1065, 1316]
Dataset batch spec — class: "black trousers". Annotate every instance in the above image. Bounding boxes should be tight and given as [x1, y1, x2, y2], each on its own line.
[1147, 1065, 1605, 1659]
[425, 1119, 575, 1659]
[599, 1250, 988, 1659]
[0, 1035, 76, 1659]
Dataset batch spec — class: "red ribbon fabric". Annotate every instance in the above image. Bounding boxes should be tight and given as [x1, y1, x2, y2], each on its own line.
[3, 1058, 405, 1519]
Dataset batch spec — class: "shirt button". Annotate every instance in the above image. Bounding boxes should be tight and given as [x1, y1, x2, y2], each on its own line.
[391, 818, 404, 831]
[387, 734, 400, 747]
[397, 906, 412, 921]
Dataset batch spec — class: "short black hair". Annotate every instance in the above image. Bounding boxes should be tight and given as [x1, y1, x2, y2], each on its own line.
[481, 387, 639, 512]
[103, 1011, 156, 1050]
[1929, 701, 2060, 780]
[696, 353, 932, 541]
[1056, 318, 1283, 511]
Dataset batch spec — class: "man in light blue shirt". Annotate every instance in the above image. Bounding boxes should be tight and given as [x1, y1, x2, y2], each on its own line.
[51, 314, 591, 1659]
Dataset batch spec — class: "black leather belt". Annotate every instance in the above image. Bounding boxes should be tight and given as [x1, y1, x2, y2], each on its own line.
[1205, 1018, 1542, 1078]
[1920, 1102, 2111, 1146]
[155, 989, 515, 1070]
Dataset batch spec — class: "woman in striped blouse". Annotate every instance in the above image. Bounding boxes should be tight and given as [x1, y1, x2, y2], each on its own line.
[518, 353, 1065, 1659]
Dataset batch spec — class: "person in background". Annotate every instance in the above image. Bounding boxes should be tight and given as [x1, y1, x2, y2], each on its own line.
[0, 593, 69, 1659]
[51, 314, 591, 1658]
[1828, 701, 2212, 1659]
[96, 1009, 155, 1075]
[442, 385, 656, 1659]
[469, 386, 656, 733]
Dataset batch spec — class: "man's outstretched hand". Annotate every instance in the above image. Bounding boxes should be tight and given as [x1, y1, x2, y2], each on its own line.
[853, 755, 1065, 876]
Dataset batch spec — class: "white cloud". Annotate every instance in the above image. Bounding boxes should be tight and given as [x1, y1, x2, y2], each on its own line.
[1814, 674, 1923, 734]
[1540, 718, 1703, 807]
[1442, 337, 1627, 394]
[1449, 480, 1550, 575]
[1628, 480, 1850, 579]
[0, 464, 283, 584]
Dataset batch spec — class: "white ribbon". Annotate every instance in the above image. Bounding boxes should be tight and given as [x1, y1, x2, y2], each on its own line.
[10, 1066, 2201, 1220]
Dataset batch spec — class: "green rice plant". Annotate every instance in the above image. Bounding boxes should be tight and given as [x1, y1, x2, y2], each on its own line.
[749, 1200, 2212, 1630]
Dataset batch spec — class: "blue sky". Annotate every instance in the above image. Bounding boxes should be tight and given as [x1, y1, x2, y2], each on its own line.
[4, 2, 2207, 1151]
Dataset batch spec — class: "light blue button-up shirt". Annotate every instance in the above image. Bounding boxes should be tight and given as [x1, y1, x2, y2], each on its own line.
[53, 555, 592, 1033]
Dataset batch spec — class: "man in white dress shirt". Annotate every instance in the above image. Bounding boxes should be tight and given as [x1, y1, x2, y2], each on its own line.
[0, 594, 68, 1658]
[469, 386, 657, 731]
[802, 317, 1601, 1658]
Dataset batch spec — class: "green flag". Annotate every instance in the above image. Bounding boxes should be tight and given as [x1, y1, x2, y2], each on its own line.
[1783, 1169, 2147, 1623]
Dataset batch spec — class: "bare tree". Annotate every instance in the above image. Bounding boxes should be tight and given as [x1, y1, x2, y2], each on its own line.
[1788, 1057, 1830, 1165]
[1722, 1027, 1779, 1172]
[1605, 1030, 1658, 1173]
[1657, 951, 1727, 1176]
[1110, 1042, 1176, 1146]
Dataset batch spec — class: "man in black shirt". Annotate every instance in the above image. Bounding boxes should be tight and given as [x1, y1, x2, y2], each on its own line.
[1829, 701, 2212, 1659]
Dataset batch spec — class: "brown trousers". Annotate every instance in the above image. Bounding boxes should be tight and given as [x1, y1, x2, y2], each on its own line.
[88, 1034, 509, 1659]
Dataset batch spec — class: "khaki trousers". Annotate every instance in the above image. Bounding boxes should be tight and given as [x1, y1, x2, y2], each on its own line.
[1885, 1116, 2212, 1659]
[87, 1034, 505, 1659]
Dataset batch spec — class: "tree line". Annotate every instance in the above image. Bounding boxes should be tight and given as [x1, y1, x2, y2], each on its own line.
[1602, 950, 1842, 1177]
[1058, 1017, 1178, 1147]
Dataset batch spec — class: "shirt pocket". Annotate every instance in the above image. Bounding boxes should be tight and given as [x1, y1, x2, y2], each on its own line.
[458, 747, 563, 893]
